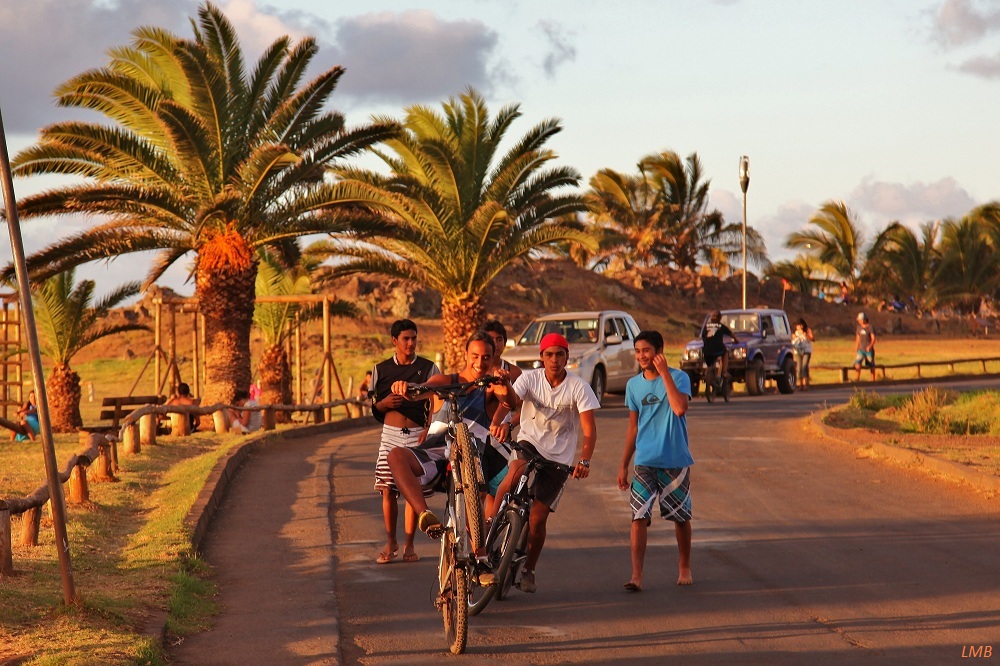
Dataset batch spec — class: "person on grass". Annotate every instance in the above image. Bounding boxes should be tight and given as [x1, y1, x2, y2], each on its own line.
[617, 330, 694, 592]
[486, 332, 600, 594]
[853, 312, 877, 382]
[369, 319, 439, 565]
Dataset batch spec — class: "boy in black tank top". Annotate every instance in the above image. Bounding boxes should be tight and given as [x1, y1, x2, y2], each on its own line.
[369, 319, 439, 564]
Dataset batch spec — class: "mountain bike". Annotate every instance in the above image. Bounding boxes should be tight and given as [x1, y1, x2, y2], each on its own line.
[406, 375, 496, 655]
[704, 355, 731, 403]
[480, 441, 573, 602]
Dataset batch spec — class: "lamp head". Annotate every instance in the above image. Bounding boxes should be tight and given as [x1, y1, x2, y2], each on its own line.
[739, 155, 750, 193]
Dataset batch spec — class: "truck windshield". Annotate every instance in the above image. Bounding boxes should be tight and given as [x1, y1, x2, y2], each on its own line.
[723, 314, 759, 334]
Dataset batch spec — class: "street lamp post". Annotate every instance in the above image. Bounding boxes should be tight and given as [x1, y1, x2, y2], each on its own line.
[739, 155, 750, 309]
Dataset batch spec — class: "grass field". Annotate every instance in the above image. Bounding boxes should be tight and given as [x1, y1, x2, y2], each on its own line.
[665, 334, 1000, 386]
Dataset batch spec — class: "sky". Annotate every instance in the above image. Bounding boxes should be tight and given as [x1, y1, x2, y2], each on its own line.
[2, 0, 1000, 297]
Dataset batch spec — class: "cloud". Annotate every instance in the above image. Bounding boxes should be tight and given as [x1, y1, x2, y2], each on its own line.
[0, 0, 197, 135]
[757, 200, 817, 259]
[318, 10, 501, 105]
[930, 0, 1000, 47]
[848, 176, 977, 225]
[538, 20, 577, 79]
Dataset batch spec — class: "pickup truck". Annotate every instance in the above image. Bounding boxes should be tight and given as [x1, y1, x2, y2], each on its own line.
[679, 308, 797, 396]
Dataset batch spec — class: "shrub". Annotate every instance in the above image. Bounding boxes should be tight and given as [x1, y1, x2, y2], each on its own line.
[898, 387, 957, 434]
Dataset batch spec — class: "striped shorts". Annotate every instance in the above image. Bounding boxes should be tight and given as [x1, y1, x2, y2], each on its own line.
[629, 465, 692, 524]
[374, 425, 423, 493]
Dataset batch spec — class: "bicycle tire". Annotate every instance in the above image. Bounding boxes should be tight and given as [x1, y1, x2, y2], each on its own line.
[493, 507, 524, 601]
[454, 422, 484, 552]
[705, 366, 716, 403]
[438, 529, 468, 654]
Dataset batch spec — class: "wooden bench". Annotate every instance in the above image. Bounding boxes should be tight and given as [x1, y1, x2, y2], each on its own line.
[100, 395, 166, 427]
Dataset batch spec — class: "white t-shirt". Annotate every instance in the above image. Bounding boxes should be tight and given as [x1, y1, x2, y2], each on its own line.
[512, 369, 601, 466]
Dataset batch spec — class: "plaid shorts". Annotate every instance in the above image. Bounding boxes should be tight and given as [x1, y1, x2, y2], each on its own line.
[629, 465, 692, 524]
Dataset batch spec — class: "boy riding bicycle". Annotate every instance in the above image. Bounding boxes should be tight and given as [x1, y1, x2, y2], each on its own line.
[486, 332, 600, 594]
[386, 332, 516, 542]
[702, 310, 739, 382]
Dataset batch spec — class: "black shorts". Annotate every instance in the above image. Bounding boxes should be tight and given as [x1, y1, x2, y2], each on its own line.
[514, 441, 570, 511]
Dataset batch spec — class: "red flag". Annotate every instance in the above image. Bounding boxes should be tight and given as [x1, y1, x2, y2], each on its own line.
[782, 278, 792, 291]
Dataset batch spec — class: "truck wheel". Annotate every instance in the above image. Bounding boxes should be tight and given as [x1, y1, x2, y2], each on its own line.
[686, 371, 700, 397]
[777, 357, 796, 394]
[746, 358, 765, 396]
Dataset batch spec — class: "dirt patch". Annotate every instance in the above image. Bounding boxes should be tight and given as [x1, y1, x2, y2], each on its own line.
[823, 412, 1000, 478]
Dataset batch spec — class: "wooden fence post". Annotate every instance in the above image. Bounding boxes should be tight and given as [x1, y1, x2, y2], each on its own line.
[123, 422, 140, 455]
[20, 506, 40, 547]
[170, 412, 190, 437]
[90, 440, 118, 483]
[0, 501, 13, 576]
[68, 463, 89, 504]
[262, 407, 276, 431]
[213, 410, 229, 434]
[139, 413, 157, 446]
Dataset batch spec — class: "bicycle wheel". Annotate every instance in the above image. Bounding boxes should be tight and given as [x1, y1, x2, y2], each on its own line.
[493, 507, 524, 601]
[438, 529, 468, 655]
[454, 422, 484, 552]
[705, 366, 716, 403]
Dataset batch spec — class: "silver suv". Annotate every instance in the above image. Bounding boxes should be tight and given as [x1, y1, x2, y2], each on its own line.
[504, 310, 641, 403]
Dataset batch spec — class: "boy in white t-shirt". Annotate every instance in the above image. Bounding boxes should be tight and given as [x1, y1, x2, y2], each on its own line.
[487, 332, 601, 594]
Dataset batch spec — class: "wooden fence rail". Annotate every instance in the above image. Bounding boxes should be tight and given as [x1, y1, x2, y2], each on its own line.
[812, 356, 1000, 383]
[0, 433, 116, 576]
[1, 395, 372, 576]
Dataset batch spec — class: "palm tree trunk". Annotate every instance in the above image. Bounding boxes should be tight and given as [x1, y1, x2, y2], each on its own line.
[441, 294, 486, 373]
[258, 343, 292, 422]
[196, 231, 258, 406]
[47, 363, 83, 433]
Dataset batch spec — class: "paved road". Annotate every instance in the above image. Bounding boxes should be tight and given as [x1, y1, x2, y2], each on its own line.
[332, 382, 1000, 664]
[169, 380, 1000, 664]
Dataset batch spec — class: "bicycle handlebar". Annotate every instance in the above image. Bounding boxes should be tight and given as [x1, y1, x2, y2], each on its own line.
[404, 375, 500, 399]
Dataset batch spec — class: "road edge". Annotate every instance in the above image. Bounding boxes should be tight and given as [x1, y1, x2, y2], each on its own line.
[145, 417, 372, 658]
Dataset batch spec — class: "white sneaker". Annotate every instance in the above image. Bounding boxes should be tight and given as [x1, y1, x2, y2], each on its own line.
[519, 570, 536, 593]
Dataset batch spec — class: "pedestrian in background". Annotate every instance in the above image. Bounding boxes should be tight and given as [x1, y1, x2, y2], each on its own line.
[792, 318, 815, 391]
[853, 312, 877, 381]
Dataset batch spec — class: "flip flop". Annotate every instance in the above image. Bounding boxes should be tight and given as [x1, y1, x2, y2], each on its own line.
[376, 550, 398, 564]
[623, 582, 642, 592]
[402, 552, 420, 563]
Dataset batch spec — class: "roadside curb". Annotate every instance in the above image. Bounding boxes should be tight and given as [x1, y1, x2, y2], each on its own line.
[808, 411, 1000, 493]
[146, 417, 373, 652]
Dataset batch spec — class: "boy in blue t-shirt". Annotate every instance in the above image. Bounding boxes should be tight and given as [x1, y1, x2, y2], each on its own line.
[617, 330, 693, 592]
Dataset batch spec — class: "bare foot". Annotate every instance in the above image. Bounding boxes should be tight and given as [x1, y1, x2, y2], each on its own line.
[677, 568, 693, 585]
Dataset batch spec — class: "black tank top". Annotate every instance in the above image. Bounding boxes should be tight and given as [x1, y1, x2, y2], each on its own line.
[372, 355, 436, 425]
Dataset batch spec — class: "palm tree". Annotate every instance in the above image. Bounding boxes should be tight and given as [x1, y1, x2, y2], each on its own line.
[933, 215, 1000, 313]
[4, 2, 396, 404]
[864, 221, 940, 310]
[586, 150, 768, 274]
[309, 88, 594, 370]
[253, 251, 357, 419]
[34, 271, 148, 431]
[786, 201, 866, 293]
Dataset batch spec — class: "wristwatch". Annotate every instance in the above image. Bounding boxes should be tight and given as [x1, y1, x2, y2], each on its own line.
[578, 459, 590, 468]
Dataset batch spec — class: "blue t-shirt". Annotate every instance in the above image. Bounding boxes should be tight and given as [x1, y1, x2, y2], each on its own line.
[625, 369, 694, 469]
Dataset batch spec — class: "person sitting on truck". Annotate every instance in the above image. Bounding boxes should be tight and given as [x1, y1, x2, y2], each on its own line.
[702, 311, 740, 380]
